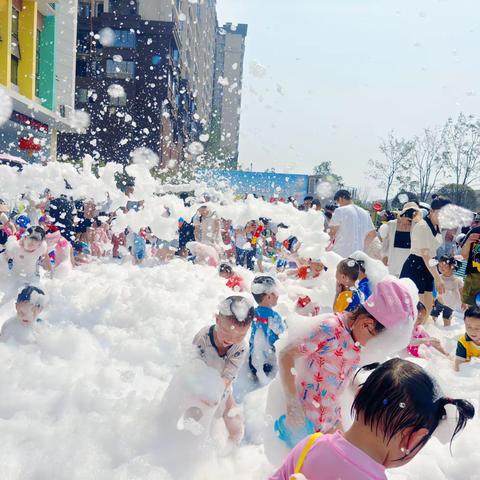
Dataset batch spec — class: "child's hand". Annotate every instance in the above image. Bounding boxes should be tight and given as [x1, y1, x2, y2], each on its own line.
[286, 402, 306, 428]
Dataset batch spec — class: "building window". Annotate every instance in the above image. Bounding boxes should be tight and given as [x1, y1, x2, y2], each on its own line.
[76, 58, 88, 77]
[35, 29, 41, 98]
[77, 30, 91, 54]
[172, 46, 180, 66]
[76, 88, 89, 104]
[109, 0, 137, 15]
[11, 7, 20, 85]
[11, 56, 19, 85]
[112, 30, 136, 48]
[106, 59, 135, 79]
[78, 1, 104, 18]
[110, 94, 127, 106]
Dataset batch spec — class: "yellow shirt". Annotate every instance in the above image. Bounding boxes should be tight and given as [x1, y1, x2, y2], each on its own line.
[456, 334, 480, 360]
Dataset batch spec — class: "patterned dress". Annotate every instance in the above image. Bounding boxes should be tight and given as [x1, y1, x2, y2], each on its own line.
[296, 314, 361, 432]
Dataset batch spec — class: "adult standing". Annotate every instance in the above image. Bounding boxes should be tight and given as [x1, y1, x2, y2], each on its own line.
[400, 197, 451, 313]
[380, 202, 421, 276]
[193, 205, 220, 246]
[328, 190, 377, 258]
[460, 213, 480, 307]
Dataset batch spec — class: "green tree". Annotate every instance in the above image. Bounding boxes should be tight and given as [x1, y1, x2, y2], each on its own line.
[437, 184, 478, 210]
[442, 113, 480, 201]
[313, 161, 344, 186]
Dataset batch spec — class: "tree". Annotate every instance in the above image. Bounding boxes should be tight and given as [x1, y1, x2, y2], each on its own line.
[442, 113, 480, 204]
[313, 161, 344, 186]
[407, 129, 445, 201]
[437, 184, 478, 210]
[369, 132, 414, 209]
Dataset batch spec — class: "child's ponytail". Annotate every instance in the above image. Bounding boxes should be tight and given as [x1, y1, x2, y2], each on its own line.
[438, 397, 475, 443]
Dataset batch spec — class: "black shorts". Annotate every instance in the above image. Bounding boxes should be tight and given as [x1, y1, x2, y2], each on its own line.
[400, 254, 434, 294]
[431, 300, 453, 319]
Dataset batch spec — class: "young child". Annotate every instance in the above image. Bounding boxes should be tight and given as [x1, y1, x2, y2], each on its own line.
[44, 227, 73, 269]
[249, 276, 286, 385]
[432, 256, 464, 326]
[271, 358, 474, 480]
[454, 306, 480, 371]
[407, 302, 449, 358]
[333, 258, 370, 313]
[219, 263, 245, 292]
[192, 296, 254, 444]
[4, 226, 51, 281]
[1, 286, 46, 343]
[277, 277, 417, 440]
[293, 258, 325, 317]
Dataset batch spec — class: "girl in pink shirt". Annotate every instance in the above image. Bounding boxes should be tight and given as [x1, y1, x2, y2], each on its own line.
[407, 302, 449, 358]
[271, 358, 474, 480]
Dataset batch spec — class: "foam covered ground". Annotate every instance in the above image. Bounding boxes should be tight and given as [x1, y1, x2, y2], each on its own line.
[0, 258, 478, 479]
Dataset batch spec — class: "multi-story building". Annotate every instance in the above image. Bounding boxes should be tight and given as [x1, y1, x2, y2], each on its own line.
[138, 0, 218, 127]
[210, 23, 247, 170]
[0, 0, 78, 162]
[58, 0, 200, 165]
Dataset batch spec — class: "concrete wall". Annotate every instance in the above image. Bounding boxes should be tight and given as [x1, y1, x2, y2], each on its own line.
[55, 0, 78, 119]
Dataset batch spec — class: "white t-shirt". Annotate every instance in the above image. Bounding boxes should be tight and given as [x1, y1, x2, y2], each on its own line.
[192, 325, 247, 382]
[331, 204, 375, 258]
[0, 317, 42, 344]
[441, 275, 464, 311]
[5, 237, 47, 278]
[410, 220, 443, 258]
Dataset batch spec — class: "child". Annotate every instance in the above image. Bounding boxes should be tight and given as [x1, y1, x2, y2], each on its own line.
[294, 258, 325, 317]
[454, 306, 480, 371]
[278, 277, 417, 439]
[192, 296, 254, 444]
[44, 227, 73, 269]
[249, 276, 286, 385]
[4, 226, 51, 280]
[219, 263, 245, 292]
[432, 256, 464, 327]
[333, 258, 370, 313]
[271, 358, 474, 480]
[408, 302, 449, 358]
[1, 286, 46, 343]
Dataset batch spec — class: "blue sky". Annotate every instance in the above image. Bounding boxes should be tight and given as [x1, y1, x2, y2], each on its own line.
[217, 0, 480, 195]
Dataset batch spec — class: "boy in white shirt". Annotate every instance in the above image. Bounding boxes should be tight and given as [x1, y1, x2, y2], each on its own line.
[1, 286, 46, 343]
[192, 296, 254, 444]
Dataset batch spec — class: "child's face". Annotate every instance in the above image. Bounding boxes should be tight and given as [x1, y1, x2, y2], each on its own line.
[310, 261, 324, 276]
[263, 291, 279, 307]
[15, 301, 42, 326]
[219, 270, 233, 279]
[336, 268, 354, 287]
[438, 261, 453, 276]
[22, 237, 42, 253]
[416, 308, 428, 326]
[215, 315, 250, 347]
[465, 317, 480, 344]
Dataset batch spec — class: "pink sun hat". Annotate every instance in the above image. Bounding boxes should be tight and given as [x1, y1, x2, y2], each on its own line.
[364, 276, 418, 329]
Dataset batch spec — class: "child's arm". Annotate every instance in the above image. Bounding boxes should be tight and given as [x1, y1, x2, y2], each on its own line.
[454, 340, 468, 370]
[429, 338, 449, 357]
[454, 356, 467, 371]
[279, 343, 305, 426]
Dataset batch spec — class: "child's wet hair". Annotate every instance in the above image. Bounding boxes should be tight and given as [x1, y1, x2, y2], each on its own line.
[439, 256, 457, 269]
[464, 306, 480, 320]
[219, 263, 233, 275]
[352, 358, 475, 457]
[17, 286, 45, 306]
[417, 301, 426, 313]
[251, 275, 277, 304]
[337, 258, 365, 280]
[350, 305, 385, 334]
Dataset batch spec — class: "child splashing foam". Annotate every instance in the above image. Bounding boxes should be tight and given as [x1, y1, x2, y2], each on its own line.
[276, 277, 417, 446]
[271, 358, 475, 480]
